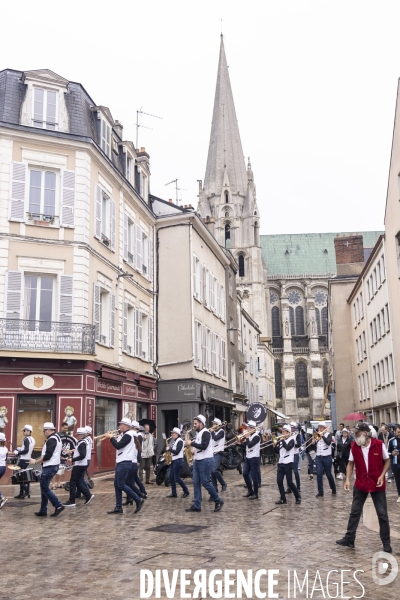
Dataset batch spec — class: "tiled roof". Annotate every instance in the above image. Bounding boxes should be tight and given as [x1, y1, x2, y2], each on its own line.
[260, 231, 384, 277]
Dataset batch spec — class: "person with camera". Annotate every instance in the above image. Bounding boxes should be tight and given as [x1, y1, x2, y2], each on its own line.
[335, 428, 351, 480]
[388, 425, 400, 503]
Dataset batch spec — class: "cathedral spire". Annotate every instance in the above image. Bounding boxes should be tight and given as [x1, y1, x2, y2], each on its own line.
[203, 36, 248, 198]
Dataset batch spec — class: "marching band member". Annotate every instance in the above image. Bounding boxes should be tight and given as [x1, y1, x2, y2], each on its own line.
[242, 421, 261, 500]
[311, 422, 336, 498]
[185, 415, 223, 512]
[105, 418, 144, 515]
[167, 427, 189, 499]
[275, 424, 301, 505]
[285, 422, 302, 495]
[75, 425, 93, 500]
[125, 421, 147, 504]
[210, 418, 227, 494]
[14, 424, 35, 499]
[63, 427, 94, 507]
[30, 422, 65, 517]
[0, 432, 8, 508]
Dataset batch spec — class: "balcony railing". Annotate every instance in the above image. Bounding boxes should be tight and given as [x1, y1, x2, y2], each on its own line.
[292, 347, 310, 354]
[272, 348, 284, 354]
[0, 319, 96, 354]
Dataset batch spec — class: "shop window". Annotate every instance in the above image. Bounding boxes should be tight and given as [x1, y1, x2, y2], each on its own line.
[17, 395, 55, 451]
[95, 398, 118, 440]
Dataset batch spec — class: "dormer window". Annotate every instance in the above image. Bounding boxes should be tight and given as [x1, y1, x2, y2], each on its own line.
[101, 118, 111, 157]
[33, 88, 57, 130]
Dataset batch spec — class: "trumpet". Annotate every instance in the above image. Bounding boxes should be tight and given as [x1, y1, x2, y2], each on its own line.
[209, 421, 227, 433]
[94, 429, 119, 441]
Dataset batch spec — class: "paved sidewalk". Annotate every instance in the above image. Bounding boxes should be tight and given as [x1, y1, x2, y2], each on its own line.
[0, 461, 399, 599]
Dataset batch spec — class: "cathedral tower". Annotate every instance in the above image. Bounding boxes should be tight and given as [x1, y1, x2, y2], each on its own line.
[198, 35, 268, 336]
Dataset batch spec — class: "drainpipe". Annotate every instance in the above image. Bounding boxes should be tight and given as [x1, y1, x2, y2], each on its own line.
[382, 238, 400, 422]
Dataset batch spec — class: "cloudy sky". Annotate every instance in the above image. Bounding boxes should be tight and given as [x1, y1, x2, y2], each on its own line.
[1, 0, 399, 234]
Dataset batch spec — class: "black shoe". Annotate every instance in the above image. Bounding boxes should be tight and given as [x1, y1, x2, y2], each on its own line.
[214, 500, 224, 512]
[84, 495, 94, 506]
[336, 538, 355, 549]
[186, 505, 201, 512]
[208, 496, 215, 502]
[285, 488, 292, 494]
[222, 483, 227, 491]
[134, 499, 144, 513]
[123, 498, 134, 506]
[243, 492, 253, 498]
[107, 507, 123, 514]
[166, 494, 177, 498]
[332, 490, 337, 495]
[63, 500, 76, 507]
[316, 492, 324, 498]
[50, 505, 65, 517]
[34, 512, 47, 517]
[383, 543, 392, 553]
[248, 494, 259, 500]
[295, 498, 301, 504]
[275, 499, 287, 504]
[140, 492, 148, 499]
[182, 491, 190, 498]
[15, 494, 25, 499]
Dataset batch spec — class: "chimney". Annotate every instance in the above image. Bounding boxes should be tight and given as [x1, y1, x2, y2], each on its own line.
[113, 120, 123, 138]
[334, 234, 364, 276]
[168, 199, 173, 203]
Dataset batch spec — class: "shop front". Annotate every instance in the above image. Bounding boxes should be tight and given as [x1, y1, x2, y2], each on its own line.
[0, 358, 157, 472]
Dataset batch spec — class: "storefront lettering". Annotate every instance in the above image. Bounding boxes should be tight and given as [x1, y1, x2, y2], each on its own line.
[178, 384, 195, 392]
[97, 379, 122, 394]
[124, 384, 138, 397]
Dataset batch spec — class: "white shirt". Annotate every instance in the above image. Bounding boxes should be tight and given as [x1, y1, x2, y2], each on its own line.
[349, 442, 389, 472]
[193, 428, 214, 460]
[316, 435, 332, 457]
[278, 434, 296, 464]
[0, 447, 7, 467]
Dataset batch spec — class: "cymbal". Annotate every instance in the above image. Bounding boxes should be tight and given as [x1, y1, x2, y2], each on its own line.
[7, 465, 21, 470]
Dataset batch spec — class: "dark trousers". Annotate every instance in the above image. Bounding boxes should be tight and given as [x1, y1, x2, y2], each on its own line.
[211, 453, 226, 489]
[277, 462, 300, 501]
[39, 465, 62, 514]
[307, 453, 315, 475]
[316, 455, 336, 494]
[69, 465, 91, 502]
[126, 463, 146, 496]
[0, 465, 5, 498]
[243, 457, 259, 496]
[392, 463, 400, 496]
[344, 487, 390, 544]
[170, 458, 189, 496]
[192, 458, 220, 509]
[140, 457, 153, 482]
[114, 461, 140, 509]
[18, 459, 31, 495]
[293, 454, 300, 490]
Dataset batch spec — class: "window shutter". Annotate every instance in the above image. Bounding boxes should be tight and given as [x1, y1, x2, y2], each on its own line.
[59, 275, 73, 322]
[123, 302, 128, 351]
[221, 286, 226, 321]
[93, 284, 100, 342]
[138, 310, 143, 356]
[148, 238, 153, 281]
[148, 317, 153, 362]
[194, 321, 199, 366]
[9, 162, 26, 222]
[192, 256, 197, 296]
[123, 214, 128, 262]
[136, 224, 142, 273]
[202, 326, 207, 369]
[110, 293, 115, 347]
[199, 263, 203, 302]
[95, 185, 102, 239]
[61, 170, 75, 227]
[5, 271, 23, 319]
[134, 308, 139, 356]
[110, 199, 116, 252]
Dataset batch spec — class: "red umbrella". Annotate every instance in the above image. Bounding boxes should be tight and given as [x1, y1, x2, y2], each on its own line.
[343, 412, 366, 421]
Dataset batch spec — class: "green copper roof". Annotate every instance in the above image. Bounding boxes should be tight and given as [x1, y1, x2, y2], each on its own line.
[260, 232, 383, 277]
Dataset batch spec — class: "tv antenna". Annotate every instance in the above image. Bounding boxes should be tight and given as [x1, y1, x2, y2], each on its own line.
[136, 108, 162, 149]
[165, 179, 187, 205]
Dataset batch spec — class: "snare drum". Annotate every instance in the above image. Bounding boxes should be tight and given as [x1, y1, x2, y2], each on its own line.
[12, 468, 40, 483]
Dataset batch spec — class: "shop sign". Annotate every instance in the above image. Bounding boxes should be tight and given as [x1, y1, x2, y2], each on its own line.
[123, 383, 138, 398]
[178, 383, 196, 397]
[22, 374, 54, 391]
[97, 379, 122, 395]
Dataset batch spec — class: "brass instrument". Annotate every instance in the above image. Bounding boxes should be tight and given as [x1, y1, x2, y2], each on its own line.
[184, 430, 195, 466]
[162, 436, 173, 466]
[313, 427, 330, 442]
[209, 421, 227, 433]
[260, 433, 288, 450]
[94, 429, 119, 442]
[225, 426, 260, 449]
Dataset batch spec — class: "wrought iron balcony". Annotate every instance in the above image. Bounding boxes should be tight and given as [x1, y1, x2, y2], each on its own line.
[0, 319, 95, 354]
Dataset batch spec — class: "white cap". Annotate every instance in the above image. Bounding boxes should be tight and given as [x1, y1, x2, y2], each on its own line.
[22, 424, 33, 432]
[290, 421, 297, 428]
[0, 432, 6, 441]
[318, 421, 326, 428]
[76, 427, 87, 435]
[171, 427, 181, 435]
[43, 422, 56, 430]
[85, 426, 92, 434]
[246, 420, 257, 428]
[212, 418, 222, 425]
[131, 421, 140, 429]
[283, 425, 292, 433]
[194, 414, 206, 425]
[119, 417, 132, 427]
[342, 428, 349, 433]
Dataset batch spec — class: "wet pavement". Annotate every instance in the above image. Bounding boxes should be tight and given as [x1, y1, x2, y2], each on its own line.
[0, 461, 399, 599]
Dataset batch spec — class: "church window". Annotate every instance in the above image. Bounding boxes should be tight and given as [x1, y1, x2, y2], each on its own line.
[225, 212, 229, 217]
[274, 362, 282, 398]
[323, 361, 329, 392]
[295, 361, 309, 397]
[271, 306, 280, 336]
[321, 307, 328, 335]
[289, 306, 295, 335]
[315, 307, 321, 335]
[225, 191, 229, 203]
[295, 306, 305, 335]
[238, 254, 245, 277]
[225, 224, 230, 249]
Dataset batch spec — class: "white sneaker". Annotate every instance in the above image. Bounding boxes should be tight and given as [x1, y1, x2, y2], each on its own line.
[387, 479, 393, 483]
[0, 497, 8, 508]
[397, 497, 400, 503]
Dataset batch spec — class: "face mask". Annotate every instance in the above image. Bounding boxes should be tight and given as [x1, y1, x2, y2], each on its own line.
[355, 435, 366, 446]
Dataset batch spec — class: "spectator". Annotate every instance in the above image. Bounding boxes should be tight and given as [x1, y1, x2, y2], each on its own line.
[379, 425, 395, 482]
[336, 428, 351, 480]
[335, 424, 345, 443]
[388, 426, 400, 502]
[140, 424, 154, 484]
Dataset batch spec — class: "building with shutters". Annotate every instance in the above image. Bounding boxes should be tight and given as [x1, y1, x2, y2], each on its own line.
[0, 68, 156, 471]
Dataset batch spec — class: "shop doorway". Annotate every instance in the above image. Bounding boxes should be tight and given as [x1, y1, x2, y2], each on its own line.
[162, 410, 179, 437]
[95, 398, 118, 471]
[17, 395, 55, 452]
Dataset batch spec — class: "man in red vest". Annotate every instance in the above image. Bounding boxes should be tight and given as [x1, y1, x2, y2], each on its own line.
[336, 423, 391, 551]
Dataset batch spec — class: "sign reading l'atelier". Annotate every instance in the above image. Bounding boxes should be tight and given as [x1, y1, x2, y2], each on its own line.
[22, 374, 55, 391]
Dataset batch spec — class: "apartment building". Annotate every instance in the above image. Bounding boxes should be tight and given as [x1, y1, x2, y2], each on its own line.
[0, 69, 156, 470]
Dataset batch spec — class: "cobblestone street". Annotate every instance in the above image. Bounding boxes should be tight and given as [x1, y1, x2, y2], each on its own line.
[1, 462, 399, 599]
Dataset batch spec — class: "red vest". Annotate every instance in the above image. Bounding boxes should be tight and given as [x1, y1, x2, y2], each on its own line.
[351, 438, 386, 493]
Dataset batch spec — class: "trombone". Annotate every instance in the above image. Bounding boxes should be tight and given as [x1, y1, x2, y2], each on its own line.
[259, 433, 289, 450]
[94, 429, 119, 442]
[209, 421, 227, 433]
[224, 426, 261, 449]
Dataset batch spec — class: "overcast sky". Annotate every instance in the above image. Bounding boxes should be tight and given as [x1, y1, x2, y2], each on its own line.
[1, 1, 399, 234]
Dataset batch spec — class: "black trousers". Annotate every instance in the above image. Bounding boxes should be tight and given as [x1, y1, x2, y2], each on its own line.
[18, 459, 30, 495]
[69, 465, 91, 502]
[344, 487, 390, 544]
[392, 463, 400, 496]
[277, 462, 300, 501]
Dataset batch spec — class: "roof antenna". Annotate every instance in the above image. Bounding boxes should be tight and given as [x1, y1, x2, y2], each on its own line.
[135, 107, 162, 149]
[221, 18, 223, 38]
